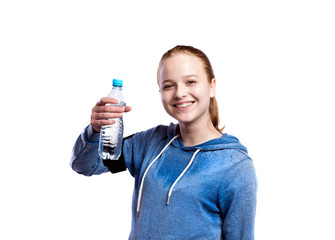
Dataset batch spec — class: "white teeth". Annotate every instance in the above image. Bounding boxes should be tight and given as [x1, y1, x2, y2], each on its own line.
[176, 102, 193, 108]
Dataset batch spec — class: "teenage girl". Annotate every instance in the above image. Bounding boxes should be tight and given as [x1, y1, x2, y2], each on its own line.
[71, 45, 257, 240]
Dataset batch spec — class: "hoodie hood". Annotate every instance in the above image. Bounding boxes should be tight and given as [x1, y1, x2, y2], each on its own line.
[166, 122, 248, 153]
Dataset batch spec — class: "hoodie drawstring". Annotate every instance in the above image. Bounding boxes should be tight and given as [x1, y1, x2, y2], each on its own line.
[136, 135, 201, 220]
[136, 135, 179, 219]
[166, 148, 200, 205]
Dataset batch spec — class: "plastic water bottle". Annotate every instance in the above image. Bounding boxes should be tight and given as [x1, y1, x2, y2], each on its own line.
[98, 79, 126, 160]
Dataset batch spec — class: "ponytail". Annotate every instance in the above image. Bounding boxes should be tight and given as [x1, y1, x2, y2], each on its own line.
[209, 97, 224, 132]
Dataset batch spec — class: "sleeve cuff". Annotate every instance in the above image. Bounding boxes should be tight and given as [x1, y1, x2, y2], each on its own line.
[85, 125, 100, 143]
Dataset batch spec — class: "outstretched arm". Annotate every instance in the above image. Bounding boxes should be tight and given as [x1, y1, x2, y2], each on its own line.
[70, 97, 132, 176]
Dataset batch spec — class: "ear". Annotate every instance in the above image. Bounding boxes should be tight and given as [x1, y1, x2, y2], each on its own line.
[209, 78, 216, 98]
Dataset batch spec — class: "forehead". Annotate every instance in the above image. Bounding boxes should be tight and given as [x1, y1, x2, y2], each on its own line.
[158, 53, 205, 79]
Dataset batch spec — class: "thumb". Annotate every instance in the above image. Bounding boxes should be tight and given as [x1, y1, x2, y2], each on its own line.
[124, 105, 132, 112]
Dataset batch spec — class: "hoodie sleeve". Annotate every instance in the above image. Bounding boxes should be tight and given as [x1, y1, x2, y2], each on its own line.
[219, 158, 258, 240]
[70, 124, 167, 177]
[70, 125, 110, 176]
[121, 128, 155, 177]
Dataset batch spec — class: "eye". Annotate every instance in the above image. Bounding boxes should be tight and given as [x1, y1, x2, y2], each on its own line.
[187, 80, 196, 85]
[162, 84, 174, 90]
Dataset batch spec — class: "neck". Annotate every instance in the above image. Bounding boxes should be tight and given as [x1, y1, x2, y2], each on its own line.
[178, 120, 222, 147]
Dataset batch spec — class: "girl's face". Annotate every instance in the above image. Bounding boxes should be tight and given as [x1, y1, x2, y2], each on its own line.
[158, 53, 216, 127]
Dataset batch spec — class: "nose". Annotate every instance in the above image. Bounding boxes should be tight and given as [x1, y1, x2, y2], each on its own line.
[174, 84, 187, 99]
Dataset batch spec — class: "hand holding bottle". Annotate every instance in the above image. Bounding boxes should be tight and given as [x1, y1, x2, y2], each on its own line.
[91, 97, 132, 133]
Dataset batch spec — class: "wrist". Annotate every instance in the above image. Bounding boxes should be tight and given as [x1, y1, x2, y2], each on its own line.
[85, 125, 100, 143]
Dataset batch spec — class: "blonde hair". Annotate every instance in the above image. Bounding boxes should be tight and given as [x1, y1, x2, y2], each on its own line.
[158, 45, 224, 132]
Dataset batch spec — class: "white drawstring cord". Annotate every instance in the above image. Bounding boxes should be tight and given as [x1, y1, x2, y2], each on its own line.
[166, 148, 201, 205]
[136, 135, 179, 219]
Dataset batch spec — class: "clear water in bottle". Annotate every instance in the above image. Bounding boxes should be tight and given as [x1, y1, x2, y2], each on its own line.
[98, 79, 126, 160]
[99, 101, 126, 160]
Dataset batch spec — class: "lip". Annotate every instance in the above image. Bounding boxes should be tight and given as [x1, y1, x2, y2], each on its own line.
[173, 101, 195, 111]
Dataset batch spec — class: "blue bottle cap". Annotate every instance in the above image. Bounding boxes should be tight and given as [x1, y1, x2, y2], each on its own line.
[113, 79, 123, 87]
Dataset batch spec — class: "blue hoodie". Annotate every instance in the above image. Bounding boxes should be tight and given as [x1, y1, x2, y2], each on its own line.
[71, 123, 257, 240]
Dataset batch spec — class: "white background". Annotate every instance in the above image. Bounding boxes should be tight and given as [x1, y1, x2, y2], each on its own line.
[1, 0, 334, 239]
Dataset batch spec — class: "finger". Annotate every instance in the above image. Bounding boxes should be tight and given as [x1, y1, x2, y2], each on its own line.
[124, 106, 132, 112]
[92, 112, 123, 120]
[94, 104, 126, 114]
[96, 97, 119, 106]
[91, 119, 117, 128]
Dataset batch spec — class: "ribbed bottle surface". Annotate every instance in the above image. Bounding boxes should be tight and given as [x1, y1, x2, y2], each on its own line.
[98, 79, 125, 160]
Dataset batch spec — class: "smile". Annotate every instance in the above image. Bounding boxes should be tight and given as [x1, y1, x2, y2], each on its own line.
[174, 102, 194, 108]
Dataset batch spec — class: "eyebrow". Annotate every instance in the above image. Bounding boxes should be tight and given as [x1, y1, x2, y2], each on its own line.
[161, 79, 174, 84]
[183, 74, 199, 79]
[162, 74, 199, 82]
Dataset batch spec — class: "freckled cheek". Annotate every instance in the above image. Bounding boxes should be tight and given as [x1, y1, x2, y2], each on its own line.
[160, 94, 170, 108]
[160, 96, 173, 115]
[192, 88, 208, 99]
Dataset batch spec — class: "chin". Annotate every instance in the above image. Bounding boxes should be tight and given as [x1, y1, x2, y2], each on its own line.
[172, 115, 196, 125]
